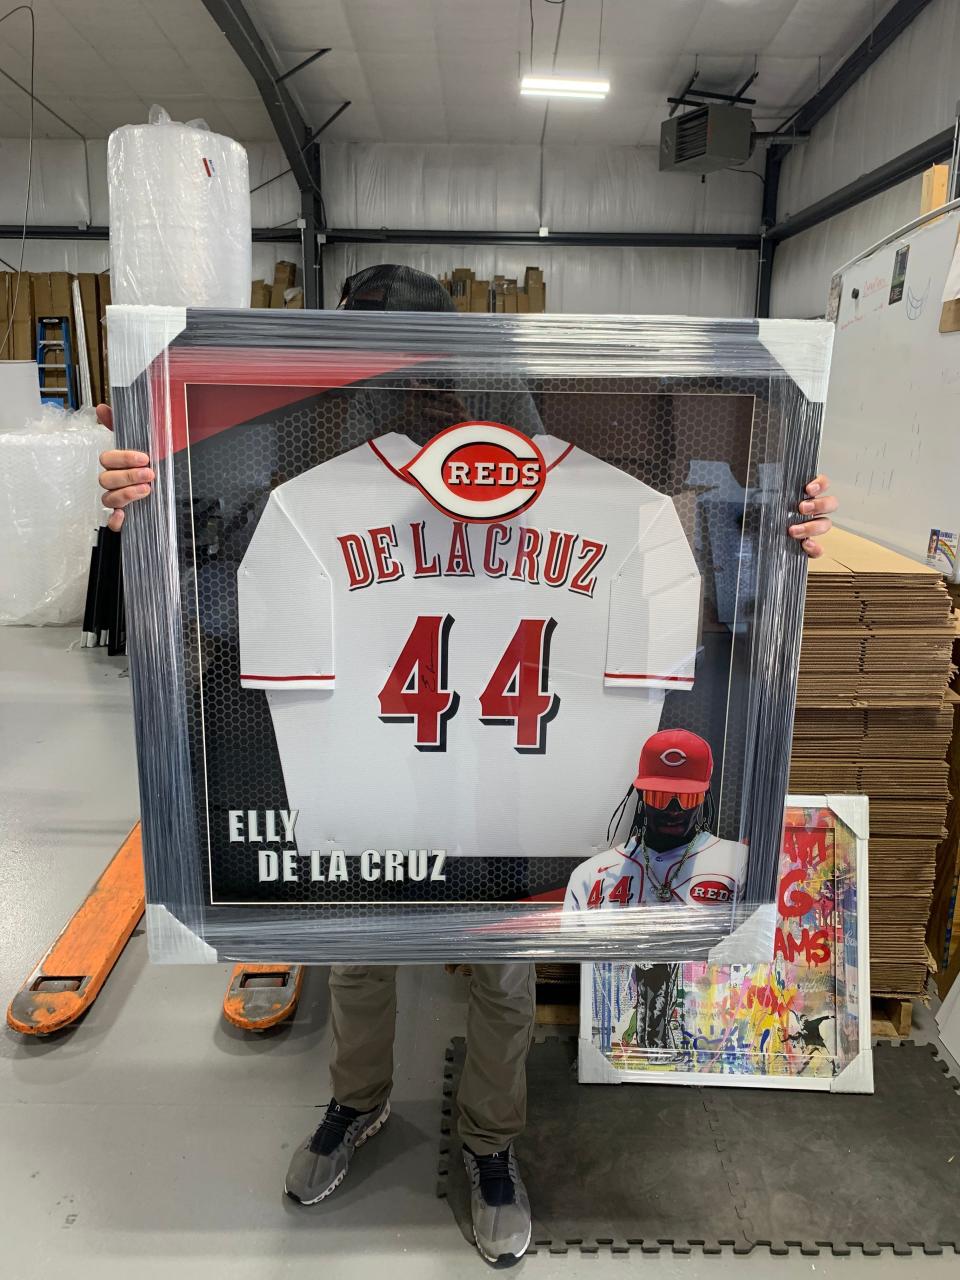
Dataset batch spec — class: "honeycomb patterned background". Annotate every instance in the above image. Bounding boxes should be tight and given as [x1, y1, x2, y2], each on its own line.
[170, 356, 780, 910]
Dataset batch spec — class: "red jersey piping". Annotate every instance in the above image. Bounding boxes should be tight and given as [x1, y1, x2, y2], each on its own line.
[546, 441, 574, 470]
[241, 673, 335, 682]
[604, 672, 695, 682]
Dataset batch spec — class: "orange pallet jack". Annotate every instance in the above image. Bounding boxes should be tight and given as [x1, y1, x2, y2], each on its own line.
[6, 822, 304, 1035]
[7, 825, 145, 1036]
[223, 963, 304, 1031]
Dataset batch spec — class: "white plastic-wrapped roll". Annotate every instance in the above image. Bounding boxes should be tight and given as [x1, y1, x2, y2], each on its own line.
[108, 105, 252, 308]
[0, 406, 112, 625]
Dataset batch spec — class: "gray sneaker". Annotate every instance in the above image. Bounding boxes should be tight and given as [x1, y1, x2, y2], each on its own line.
[462, 1144, 532, 1266]
[284, 1098, 390, 1205]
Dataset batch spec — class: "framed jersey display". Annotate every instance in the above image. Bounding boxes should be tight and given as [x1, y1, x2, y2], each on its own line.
[579, 797, 872, 1092]
[110, 306, 832, 963]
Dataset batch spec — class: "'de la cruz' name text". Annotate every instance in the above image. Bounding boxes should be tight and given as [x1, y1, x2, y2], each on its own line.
[228, 810, 447, 884]
[336, 521, 608, 597]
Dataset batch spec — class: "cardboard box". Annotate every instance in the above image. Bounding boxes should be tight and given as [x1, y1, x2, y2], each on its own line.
[30, 274, 58, 388]
[0, 274, 10, 360]
[470, 281, 490, 312]
[78, 273, 103, 404]
[524, 266, 544, 288]
[493, 278, 519, 314]
[52, 271, 77, 393]
[50, 271, 73, 316]
[270, 261, 298, 308]
[283, 287, 304, 309]
[8, 272, 34, 361]
[526, 283, 546, 312]
[921, 163, 950, 214]
[26, 271, 77, 394]
[30, 271, 51, 319]
[445, 270, 473, 311]
[516, 291, 530, 314]
[251, 280, 271, 308]
[99, 272, 112, 400]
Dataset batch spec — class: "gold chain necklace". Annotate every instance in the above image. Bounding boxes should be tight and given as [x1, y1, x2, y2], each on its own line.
[636, 833, 700, 902]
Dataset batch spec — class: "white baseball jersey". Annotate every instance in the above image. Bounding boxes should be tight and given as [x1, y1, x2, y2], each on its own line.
[237, 430, 701, 872]
[563, 832, 747, 910]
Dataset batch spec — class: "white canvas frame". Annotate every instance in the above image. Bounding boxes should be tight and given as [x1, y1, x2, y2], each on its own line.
[579, 794, 873, 1093]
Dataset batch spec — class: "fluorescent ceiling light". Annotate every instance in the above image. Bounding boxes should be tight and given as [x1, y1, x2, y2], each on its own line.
[520, 75, 609, 100]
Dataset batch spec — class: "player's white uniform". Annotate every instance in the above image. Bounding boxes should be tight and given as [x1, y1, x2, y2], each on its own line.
[563, 832, 747, 910]
[237, 431, 700, 870]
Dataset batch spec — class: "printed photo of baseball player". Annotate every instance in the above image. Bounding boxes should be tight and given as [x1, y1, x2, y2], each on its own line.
[563, 729, 747, 912]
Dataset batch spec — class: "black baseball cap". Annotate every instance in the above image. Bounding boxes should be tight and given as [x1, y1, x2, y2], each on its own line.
[338, 264, 457, 313]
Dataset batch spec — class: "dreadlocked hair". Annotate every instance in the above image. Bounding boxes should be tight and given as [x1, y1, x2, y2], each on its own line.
[606, 787, 717, 848]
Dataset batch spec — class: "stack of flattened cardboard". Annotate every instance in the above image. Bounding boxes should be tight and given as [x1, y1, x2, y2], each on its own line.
[0, 270, 112, 404]
[929, 582, 960, 993]
[439, 266, 546, 313]
[790, 528, 957, 997]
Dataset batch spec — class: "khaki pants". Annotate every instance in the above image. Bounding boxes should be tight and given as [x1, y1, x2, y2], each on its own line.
[329, 963, 537, 1156]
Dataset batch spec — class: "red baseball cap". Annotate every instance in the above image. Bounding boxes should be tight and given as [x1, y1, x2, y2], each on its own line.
[634, 729, 714, 793]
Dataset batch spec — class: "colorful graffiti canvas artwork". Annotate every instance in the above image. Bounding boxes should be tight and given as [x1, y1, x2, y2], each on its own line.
[579, 797, 872, 1091]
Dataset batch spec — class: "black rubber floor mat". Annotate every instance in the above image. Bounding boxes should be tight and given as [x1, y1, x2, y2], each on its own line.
[437, 1037, 960, 1257]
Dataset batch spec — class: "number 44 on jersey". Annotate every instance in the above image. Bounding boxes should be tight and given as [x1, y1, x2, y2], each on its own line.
[378, 613, 559, 753]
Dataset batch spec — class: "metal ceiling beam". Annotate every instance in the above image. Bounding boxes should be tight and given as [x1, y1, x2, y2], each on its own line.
[198, 0, 341, 308]
[307, 229, 761, 249]
[305, 101, 352, 148]
[766, 126, 954, 244]
[276, 48, 330, 84]
[783, 0, 937, 137]
[668, 67, 699, 117]
[755, 144, 785, 318]
[0, 225, 112, 239]
[756, 0, 937, 302]
[199, 0, 316, 193]
[668, 88, 757, 108]
[0, 225, 760, 250]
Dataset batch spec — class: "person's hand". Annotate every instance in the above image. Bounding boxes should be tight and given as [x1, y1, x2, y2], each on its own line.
[96, 403, 155, 532]
[789, 474, 837, 559]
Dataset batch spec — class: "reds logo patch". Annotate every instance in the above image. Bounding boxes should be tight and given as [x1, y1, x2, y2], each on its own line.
[689, 880, 733, 904]
[402, 422, 547, 523]
[659, 748, 688, 767]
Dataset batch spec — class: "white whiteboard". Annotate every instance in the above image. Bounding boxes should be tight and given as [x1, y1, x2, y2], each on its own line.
[0, 360, 41, 431]
[821, 207, 960, 576]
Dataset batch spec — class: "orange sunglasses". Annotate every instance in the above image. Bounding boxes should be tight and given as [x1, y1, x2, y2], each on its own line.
[642, 789, 707, 811]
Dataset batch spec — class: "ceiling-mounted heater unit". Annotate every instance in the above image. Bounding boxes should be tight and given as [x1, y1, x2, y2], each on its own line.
[659, 103, 753, 174]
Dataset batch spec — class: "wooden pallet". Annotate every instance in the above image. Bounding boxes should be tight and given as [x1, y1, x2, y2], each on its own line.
[871, 995, 914, 1039]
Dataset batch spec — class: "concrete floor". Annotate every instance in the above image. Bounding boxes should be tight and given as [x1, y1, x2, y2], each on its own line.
[1, 624, 958, 1279]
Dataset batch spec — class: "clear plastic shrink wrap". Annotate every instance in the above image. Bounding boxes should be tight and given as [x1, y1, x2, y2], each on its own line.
[107, 106, 251, 309]
[0, 406, 112, 625]
[109, 307, 832, 964]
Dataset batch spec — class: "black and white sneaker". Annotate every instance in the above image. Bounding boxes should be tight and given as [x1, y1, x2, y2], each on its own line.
[462, 1144, 532, 1266]
[284, 1098, 390, 1205]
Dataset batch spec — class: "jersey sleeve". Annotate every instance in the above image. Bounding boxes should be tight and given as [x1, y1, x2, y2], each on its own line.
[604, 496, 701, 691]
[563, 855, 600, 913]
[237, 490, 335, 691]
[562, 871, 585, 912]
